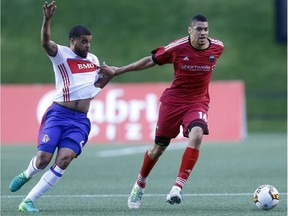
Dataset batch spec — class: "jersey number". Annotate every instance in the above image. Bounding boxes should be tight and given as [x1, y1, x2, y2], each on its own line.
[198, 112, 207, 121]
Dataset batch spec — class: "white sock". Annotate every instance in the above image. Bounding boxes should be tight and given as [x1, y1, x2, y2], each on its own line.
[134, 182, 144, 192]
[26, 165, 65, 202]
[24, 157, 42, 178]
[172, 185, 182, 191]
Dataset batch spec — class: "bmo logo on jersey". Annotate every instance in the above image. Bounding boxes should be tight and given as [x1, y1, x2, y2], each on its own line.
[67, 59, 98, 74]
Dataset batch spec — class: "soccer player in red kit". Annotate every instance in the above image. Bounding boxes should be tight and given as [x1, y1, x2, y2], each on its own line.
[98, 14, 224, 209]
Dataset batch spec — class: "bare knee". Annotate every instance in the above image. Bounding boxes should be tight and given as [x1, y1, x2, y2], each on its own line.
[55, 157, 72, 169]
[35, 151, 53, 169]
[188, 126, 204, 149]
[148, 144, 167, 160]
[55, 149, 76, 169]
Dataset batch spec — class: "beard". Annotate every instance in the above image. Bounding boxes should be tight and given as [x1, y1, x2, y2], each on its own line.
[74, 47, 88, 58]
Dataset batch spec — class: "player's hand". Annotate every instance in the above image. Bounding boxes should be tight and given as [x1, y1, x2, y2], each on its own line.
[43, 1, 57, 19]
[94, 63, 116, 88]
[99, 63, 117, 78]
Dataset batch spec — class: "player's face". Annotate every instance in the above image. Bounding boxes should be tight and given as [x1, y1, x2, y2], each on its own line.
[188, 21, 209, 49]
[71, 35, 92, 58]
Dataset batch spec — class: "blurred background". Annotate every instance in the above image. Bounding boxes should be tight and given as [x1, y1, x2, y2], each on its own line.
[1, 0, 287, 133]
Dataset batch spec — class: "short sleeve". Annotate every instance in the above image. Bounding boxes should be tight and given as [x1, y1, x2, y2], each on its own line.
[151, 46, 173, 65]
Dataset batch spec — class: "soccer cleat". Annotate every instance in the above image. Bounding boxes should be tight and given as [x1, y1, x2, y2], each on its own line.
[128, 184, 144, 209]
[166, 186, 183, 205]
[9, 172, 31, 192]
[19, 199, 39, 212]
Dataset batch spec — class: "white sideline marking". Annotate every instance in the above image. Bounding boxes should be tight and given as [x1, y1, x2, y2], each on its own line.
[2, 193, 287, 198]
[96, 142, 187, 157]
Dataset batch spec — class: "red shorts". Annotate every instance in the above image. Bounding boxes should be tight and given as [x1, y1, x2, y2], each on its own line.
[155, 102, 209, 140]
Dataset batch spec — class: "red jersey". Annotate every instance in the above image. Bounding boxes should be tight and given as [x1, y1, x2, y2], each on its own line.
[152, 36, 224, 106]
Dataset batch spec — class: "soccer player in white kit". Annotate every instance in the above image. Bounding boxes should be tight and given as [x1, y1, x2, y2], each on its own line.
[9, 1, 111, 212]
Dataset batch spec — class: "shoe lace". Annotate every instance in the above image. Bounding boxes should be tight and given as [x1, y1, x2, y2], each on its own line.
[23, 199, 36, 210]
[19, 172, 31, 182]
[131, 187, 142, 202]
[25, 200, 33, 204]
[19, 173, 26, 180]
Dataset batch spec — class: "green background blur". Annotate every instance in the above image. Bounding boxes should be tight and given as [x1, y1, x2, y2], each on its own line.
[1, 0, 287, 133]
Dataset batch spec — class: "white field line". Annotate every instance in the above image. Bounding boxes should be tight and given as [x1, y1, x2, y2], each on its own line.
[2, 193, 287, 199]
[96, 142, 187, 157]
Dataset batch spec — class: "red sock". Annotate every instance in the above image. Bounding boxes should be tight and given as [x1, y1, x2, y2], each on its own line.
[174, 147, 199, 189]
[136, 151, 158, 188]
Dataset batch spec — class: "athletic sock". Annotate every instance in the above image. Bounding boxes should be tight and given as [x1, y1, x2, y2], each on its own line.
[174, 147, 199, 189]
[136, 151, 158, 188]
[24, 156, 42, 178]
[26, 165, 65, 202]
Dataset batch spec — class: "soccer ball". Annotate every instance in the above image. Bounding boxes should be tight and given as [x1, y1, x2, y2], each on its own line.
[253, 185, 280, 210]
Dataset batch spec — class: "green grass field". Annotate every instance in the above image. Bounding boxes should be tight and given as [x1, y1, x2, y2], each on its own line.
[1, 134, 287, 216]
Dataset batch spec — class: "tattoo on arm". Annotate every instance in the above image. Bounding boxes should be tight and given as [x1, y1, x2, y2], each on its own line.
[44, 41, 57, 56]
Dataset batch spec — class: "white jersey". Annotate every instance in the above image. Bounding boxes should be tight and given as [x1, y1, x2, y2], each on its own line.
[48, 45, 101, 102]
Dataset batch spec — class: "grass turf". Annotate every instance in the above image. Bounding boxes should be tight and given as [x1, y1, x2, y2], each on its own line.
[1, 134, 287, 215]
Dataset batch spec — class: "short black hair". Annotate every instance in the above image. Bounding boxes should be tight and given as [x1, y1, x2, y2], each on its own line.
[68, 24, 91, 39]
[190, 14, 208, 26]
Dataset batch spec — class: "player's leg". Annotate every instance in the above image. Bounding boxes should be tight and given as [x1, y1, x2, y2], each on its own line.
[166, 126, 203, 204]
[10, 104, 59, 194]
[167, 110, 209, 205]
[18, 123, 64, 212]
[9, 122, 58, 193]
[15, 151, 54, 212]
[128, 102, 181, 209]
[174, 125, 204, 187]
[24, 146, 76, 202]
[128, 142, 169, 209]
[9, 151, 53, 193]
[19, 141, 78, 212]
[137, 141, 169, 188]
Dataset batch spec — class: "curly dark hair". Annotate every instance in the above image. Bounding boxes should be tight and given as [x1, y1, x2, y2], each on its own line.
[68, 24, 91, 39]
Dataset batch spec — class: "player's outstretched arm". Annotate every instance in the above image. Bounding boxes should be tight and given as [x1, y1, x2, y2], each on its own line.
[114, 56, 156, 76]
[41, 1, 57, 56]
[94, 56, 156, 88]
